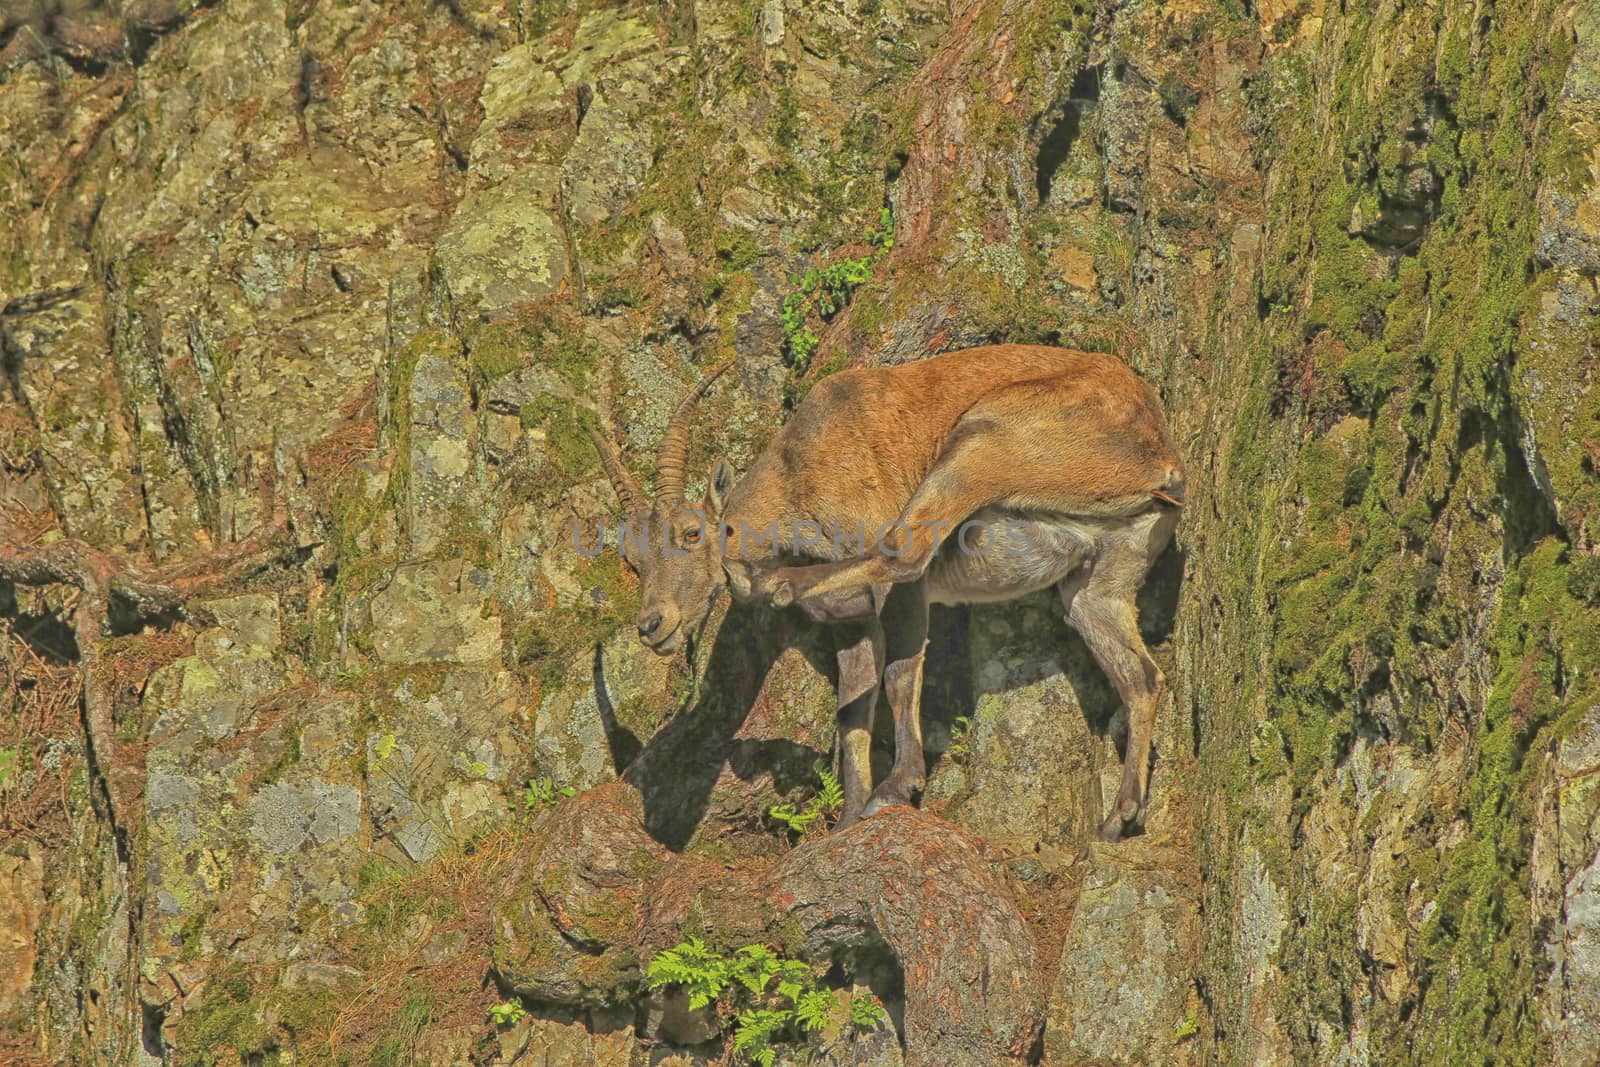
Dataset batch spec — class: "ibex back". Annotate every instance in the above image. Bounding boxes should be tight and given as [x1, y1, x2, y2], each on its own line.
[590, 344, 1184, 841]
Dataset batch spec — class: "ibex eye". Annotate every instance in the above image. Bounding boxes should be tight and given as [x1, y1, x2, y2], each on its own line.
[682, 528, 701, 545]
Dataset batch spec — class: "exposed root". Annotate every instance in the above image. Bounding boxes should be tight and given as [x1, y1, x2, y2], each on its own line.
[0, 508, 297, 846]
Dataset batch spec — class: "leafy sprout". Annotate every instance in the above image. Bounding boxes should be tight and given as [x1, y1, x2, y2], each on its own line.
[768, 766, 845, 838]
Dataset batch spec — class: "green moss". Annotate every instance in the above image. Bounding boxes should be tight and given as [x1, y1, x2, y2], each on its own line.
[520, 395, 600, 486]
[176, 903, 215, 962]
[174, 967, 272, 1065]
[257, 730, 303, 788]
[1187, 0, 1586, 1056]
[463, 305, 599, 389]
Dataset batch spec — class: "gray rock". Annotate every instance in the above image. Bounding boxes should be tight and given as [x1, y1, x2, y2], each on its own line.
[369, 559, 503, 665]
[933, 593, 1110, 854]
[1044, 845, 1200, 1065]
[407, 352, 478, 553]
[562, 90, 653, 228]
[534, 628, 671, 792]
[1535, 707, 1600, 1059]
[248, 780, 362, 854]
[203, 593, 282, 653]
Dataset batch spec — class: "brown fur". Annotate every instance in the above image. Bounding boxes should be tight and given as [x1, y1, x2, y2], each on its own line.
[725, 345, 1180, 561]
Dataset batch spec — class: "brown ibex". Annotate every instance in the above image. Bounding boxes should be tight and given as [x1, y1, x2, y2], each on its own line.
[589, 344, 1183, 841]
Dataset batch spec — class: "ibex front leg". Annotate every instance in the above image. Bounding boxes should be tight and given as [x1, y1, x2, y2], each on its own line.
[765, 471, 987, 609]
[862, 578, 930, 818]
[833, 619, 885, 829]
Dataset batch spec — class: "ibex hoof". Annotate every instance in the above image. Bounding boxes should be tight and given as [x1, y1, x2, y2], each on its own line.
[1096, 804, 1143, 843]
[861, 772, 925, 818]
[771, 581, 794, 609]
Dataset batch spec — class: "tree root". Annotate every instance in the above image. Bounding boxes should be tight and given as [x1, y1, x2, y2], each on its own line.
[495, 787, 1042, 1064]
[0, 514, 297, 845]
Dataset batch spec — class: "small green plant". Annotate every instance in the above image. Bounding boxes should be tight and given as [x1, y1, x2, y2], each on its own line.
[0, 748, 16, 791]
[523, 776, 576, 810]
[780, 207, 894, 377]
[768, 766, 844, 837]
[648, 939, 857, 1065]
[946, 715, 975, 761]
[1173, 1005, 1199, 1041]
[374, 733, 397, 762]
[489, 998, 526, 1027]
[849, 993, 886, 1030]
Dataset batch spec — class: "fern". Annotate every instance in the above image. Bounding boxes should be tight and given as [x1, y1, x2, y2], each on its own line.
[850, 994, 886, 1030]
[768, 802, 821, 833]
[646, 936, 733, 1010]
[773, 957, 812, 1004]
[795, 989, 835, 1033]
[815, 768, 843, 811]
[647, 938, 853, 1064]
[769, 765, 846, 839]
[733, 944, 781, 995]
[733, 1008, 789, 1066]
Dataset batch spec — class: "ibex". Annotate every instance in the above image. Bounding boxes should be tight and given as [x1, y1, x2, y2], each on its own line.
[589, 344, 1183, 841]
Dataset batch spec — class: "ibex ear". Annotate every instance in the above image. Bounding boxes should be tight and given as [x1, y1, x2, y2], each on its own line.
[707, 458, 734, 516]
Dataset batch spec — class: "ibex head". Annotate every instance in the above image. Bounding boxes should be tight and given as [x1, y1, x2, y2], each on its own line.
[590, 364, 736, 656]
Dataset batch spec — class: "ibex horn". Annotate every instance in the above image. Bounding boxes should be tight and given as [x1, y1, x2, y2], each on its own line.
[588, 428, 645, 514]
[654, 361, 734, 503]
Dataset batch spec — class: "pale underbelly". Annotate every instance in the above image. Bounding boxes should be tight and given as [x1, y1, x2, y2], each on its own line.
[924, 509, 1103, 606]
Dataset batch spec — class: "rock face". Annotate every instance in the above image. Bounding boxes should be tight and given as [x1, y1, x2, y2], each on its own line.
[1, 0, 1597, 1064]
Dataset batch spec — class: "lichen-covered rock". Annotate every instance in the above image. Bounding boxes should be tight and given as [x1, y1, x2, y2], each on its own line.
[139, 603, 369, 1052]
[1044, 844, 1201, 1066]
[363, 666, 525, 862]
[0, 287, 148, 550]
[406, 352, 480, 554]
[493, 1012, 635, 1066]
[1533, 707, 1600, 1059]
[929, 593, 1112, 855]
[434, 174, 571, 313]
[368, 559, 502, 666]
[533, 628, 672, 793]
[1224, 833, 1292, 1066]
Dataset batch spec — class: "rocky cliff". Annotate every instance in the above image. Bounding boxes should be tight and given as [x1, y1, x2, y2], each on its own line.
[1, 0, 1597, 1064]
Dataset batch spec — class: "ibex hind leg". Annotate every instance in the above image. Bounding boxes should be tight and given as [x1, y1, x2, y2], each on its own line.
[1058, 507, 1179, 842]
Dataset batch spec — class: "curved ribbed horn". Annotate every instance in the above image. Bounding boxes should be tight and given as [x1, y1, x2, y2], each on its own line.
[589, 428, 645, 514]
[654, 362, 733, 503]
